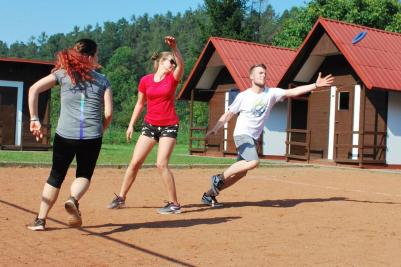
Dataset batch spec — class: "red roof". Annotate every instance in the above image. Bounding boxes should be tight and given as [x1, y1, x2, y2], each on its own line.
[177, 37, 296, 100]
[0, 57, 54, 66]
[280, 17, 401, 92]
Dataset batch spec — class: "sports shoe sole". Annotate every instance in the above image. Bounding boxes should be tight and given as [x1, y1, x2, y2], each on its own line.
[27, 225, 45, 231]
[157, 209, 182, 215]
[107, 202, 125, 209]
[65, 200, 82, 227]
[201, 198, 224, 208]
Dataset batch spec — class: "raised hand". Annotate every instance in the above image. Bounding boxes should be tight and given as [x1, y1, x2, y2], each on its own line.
[164, 36, 177, 49]
[316, 72, 334, 87]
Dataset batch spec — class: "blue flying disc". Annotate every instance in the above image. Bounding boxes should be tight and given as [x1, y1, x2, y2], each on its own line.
[352, 31, 367, 44]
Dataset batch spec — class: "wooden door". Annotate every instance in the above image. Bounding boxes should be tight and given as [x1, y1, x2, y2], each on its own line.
[207, 84, 237, 154]
[289, 98, 308, 156]
[308, 89, 330, 158]
[334, 86, 354, 160]
[207, 91, 225, 151]
[0, 87, 17, 145]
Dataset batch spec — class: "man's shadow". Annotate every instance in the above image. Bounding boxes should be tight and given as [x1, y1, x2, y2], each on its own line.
[84, 216, 241, 236]
[223, 197, 400, 208]
[182, 197, 400, 212]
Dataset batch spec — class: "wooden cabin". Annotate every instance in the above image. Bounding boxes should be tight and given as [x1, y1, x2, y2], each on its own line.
[279, 18, 401, 167]
[0, 57, 54, 150]
[177, 37, 295, 157]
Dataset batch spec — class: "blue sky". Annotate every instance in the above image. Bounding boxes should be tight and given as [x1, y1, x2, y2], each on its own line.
[0, 0, 307, 45]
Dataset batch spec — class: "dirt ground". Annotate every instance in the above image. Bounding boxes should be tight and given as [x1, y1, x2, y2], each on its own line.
[1, 165, 401, 266]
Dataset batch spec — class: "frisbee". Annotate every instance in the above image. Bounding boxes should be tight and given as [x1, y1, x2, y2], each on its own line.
[352, 31, 367, 44]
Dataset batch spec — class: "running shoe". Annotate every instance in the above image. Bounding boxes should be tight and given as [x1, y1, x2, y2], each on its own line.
[201, 193, 223, 207]
[157, 202, 181, 214]
[27, 217, 46, 231]
[64, 196, 82, 227]
[107, 193, 125, 209]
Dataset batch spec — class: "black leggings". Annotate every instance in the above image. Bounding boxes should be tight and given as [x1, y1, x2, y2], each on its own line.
[47, 133, 102, 188]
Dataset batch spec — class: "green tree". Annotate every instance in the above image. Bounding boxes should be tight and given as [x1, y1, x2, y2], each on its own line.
[243, 2, 280, 43]
[0, 41, 9, 56]
[97, 20, 126, 64]
[385, 10, 401, 32]
[258, 4, 281, 43]
[103, 46, 138, 128]
[38, 33, 67, 60]
[272, 0, 401, 48]
[24, 37, 39, 59]
[8, 42, 28, 57]
[202, 0, 248, 40]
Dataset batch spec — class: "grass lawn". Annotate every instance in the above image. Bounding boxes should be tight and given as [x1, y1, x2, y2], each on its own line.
[0, 144, 239, 166]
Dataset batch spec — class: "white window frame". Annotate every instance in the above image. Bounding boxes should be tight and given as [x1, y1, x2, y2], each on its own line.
[0, 80, 24, 146]
[352, 85, 361, 159]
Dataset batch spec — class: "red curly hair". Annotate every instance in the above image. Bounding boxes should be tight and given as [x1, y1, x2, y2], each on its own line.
[52, 39, 100, 85]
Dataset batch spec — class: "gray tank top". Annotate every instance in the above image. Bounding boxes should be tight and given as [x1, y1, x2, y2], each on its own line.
[53, 69, 111, 140]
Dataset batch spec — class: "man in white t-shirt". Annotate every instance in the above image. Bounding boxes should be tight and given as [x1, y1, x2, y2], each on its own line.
[202, 63, 334, 207]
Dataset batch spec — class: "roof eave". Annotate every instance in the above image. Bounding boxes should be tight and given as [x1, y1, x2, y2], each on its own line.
[210, 38, 248, 91]
[277, 18, 325, 88]
[0, 57, 54, 66]
[176, 38, 216, 100]
[319, 19, 376, 92]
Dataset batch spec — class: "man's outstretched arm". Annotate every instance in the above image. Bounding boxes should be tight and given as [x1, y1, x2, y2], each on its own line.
[284, 72, 334, 98]
[206, 111, 235, 137]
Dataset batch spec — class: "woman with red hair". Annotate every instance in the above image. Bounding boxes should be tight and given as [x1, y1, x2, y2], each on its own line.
[27, 39, 113, 231]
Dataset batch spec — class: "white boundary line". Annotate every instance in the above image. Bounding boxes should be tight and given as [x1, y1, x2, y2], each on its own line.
[266, 177, 401, 198]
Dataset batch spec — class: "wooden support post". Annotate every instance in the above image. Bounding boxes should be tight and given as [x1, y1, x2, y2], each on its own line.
[0, 121, 3, 149]
[189, 89, 194, 154]
[306, 92, 311, 163]
[307, 130, 311, 163]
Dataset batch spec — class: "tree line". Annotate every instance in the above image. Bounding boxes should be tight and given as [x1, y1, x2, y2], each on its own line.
[1, 0, 400, 144]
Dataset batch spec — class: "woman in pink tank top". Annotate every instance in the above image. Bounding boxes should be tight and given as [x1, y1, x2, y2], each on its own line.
[107, 36, 184, 214]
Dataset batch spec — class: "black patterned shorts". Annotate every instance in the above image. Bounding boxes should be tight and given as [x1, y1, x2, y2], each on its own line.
[141, 122, 179, 142]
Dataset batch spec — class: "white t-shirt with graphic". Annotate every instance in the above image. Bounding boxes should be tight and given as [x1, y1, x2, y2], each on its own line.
[228, 87, 286, 139]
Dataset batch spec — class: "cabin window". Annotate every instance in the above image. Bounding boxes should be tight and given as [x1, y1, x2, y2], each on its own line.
[228, 88, 240, 105]
[338, 91, 350, 110]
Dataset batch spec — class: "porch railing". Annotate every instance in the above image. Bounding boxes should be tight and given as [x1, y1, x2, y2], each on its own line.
[334, 131, 386, 166]
[285, 128, 311, 162]
[189, 127, 207, 153]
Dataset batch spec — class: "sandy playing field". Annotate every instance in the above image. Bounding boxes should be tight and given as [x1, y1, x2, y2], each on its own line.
[1, 165, 401, 266]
